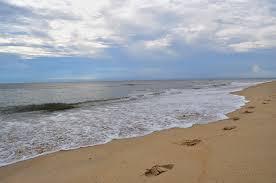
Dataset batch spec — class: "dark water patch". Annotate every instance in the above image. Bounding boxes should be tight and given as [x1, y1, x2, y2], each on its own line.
[120, 83, 152, 86]
[149, 91, 165, 96]
[122, 83, 136, 86]
[1, 103, 77, 113]
[0, 97, 131, 114]
[212, 83, 228, 87]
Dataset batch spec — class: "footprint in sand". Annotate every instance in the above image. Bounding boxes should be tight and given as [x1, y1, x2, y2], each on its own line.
[247, 106, 255, 109]
[178, 139, 202, 146]
[244, 110, 253, 114]
[144, 164, 174, 177]
[263, 99, 271, 104]
[232, 117, 240, 121]
[223, 126, 237, 131]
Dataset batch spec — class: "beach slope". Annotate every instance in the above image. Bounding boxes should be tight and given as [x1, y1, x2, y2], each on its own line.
[1, 81, 276, 183]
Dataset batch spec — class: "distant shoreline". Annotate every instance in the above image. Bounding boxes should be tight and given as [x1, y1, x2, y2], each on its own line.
[0, 78, 275, 85]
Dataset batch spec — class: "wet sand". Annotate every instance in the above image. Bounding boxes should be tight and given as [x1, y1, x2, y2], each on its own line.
[1, 81, 276, 183]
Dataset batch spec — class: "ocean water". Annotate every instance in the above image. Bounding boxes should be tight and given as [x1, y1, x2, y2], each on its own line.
[0, 80, 267, 166]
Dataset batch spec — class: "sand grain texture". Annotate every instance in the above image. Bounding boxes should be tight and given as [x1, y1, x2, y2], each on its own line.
[1, 81, 276, 183]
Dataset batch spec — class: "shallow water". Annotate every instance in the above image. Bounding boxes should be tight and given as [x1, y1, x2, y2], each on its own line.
[0, 79, 267, 166]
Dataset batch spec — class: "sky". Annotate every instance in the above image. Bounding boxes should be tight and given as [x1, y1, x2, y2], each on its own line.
[0, 0, 276, 83]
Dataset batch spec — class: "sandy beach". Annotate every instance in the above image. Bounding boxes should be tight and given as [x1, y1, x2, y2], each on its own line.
[0, 81, 276, 183]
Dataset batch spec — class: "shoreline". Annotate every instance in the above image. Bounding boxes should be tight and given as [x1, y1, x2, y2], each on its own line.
[1, 81, 276, 183]
[0, 81, 261, 168]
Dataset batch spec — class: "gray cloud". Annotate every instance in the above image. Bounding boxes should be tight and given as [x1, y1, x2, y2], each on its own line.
[0, 0, 276, 58]
[0, 1, 33, 22]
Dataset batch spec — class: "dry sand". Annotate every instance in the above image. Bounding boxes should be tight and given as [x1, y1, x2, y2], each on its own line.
[1, 81, 276, 183]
